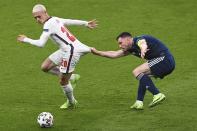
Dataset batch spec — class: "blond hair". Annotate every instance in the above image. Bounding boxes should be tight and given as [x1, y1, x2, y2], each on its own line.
[32, 4, 46, 13]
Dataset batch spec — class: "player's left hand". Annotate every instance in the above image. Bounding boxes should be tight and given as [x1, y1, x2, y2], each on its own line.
[87, 19, 98, 29]
[17, 34, 27, 42]
[141, 48, 149, 59]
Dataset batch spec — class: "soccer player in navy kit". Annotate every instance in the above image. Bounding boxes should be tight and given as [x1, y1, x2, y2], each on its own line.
[91, 32, 175, 110]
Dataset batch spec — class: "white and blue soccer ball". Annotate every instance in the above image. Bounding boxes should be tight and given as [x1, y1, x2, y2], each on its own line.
[37, 112, 54, 128]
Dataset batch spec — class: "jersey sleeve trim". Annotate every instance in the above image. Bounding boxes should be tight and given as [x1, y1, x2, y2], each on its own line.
[135, 36, 145, 48]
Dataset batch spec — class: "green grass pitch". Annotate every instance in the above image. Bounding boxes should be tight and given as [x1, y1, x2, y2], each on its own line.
[0, 0, 197, 130]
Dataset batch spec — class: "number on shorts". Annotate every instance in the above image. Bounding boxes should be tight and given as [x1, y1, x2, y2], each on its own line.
[61, 59, 67, 67]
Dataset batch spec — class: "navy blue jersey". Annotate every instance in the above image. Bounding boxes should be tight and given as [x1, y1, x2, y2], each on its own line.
[127, 35, 171, 60]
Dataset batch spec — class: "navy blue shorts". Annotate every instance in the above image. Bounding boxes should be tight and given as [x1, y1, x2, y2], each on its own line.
[148, 55, 175, 79]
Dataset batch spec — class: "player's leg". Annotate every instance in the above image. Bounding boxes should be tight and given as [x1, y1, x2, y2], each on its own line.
[59, 51, 81, 109]
[133, 62, 160, 98]
[59, 43, 89, 109]
[41, 57, 78, 76]
[130, 63, 148, 109]
[41, 51, 80, 86]
[41, 57, 59, 74]
[131, 62, 163, 109]
[59, 73, 78, 109]
[147, 56, 175, 107]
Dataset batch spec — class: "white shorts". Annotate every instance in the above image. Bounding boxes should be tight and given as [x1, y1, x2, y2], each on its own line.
[49, 44, 90, 73]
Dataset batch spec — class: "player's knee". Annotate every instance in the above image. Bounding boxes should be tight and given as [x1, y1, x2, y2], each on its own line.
[132, 68, 141, 77]
[41, 65, 49, 72]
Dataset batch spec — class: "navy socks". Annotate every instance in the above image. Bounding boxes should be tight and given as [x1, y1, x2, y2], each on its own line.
[136, 73, 159, 101]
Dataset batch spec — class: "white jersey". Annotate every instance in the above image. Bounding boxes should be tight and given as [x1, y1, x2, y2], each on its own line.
[23, 16, 90, 53]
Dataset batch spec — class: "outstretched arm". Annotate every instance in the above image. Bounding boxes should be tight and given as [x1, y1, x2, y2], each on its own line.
[91, 47, 128, 59]
[17, 32, 50, 47]
[60, 18, 97, 29]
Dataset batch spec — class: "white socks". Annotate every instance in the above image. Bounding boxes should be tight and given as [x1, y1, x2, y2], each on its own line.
[62, 83, 75, 104]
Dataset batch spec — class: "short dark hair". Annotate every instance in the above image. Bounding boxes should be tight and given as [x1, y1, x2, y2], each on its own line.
[116, 32, 132, 40]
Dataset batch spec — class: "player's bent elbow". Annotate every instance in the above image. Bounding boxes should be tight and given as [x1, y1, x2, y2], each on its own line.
[41, 64, 49, 72]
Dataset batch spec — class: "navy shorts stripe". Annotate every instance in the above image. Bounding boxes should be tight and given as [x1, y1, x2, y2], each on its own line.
[148, 56, 165, 67]
[66, 44, 74, 73]
[148, 55, 175, 79]
[53, 34, 74, 73]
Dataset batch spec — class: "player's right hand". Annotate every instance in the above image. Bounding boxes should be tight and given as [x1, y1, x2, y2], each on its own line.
[140, 48, 149, 59]
[87, 19, 98, 29]
[90, 47, 98, 55]
[17, 34, 27, 42]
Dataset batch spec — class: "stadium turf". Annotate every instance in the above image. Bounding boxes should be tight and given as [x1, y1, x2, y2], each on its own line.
[0, 0, 197, 130]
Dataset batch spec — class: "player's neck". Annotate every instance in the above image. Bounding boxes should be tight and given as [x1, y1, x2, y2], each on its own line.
[43, 15, 51, 24]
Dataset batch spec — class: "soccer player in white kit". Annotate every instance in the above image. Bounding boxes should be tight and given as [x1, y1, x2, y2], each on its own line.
[17, 4, 97, 109]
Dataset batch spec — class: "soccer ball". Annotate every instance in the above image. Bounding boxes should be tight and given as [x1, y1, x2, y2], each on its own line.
[37, 112, 54, 128]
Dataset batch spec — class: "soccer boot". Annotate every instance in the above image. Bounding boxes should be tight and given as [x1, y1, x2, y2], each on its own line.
[130, 100, 144, 110]
[70, 74, 80, 89]
[149, 93, 166, 107]
[60, 99, 78, 109]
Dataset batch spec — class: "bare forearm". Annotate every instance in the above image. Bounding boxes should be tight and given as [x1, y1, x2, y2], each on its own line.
[95, 51, 114, 58]
[92, 49, 126, 59]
